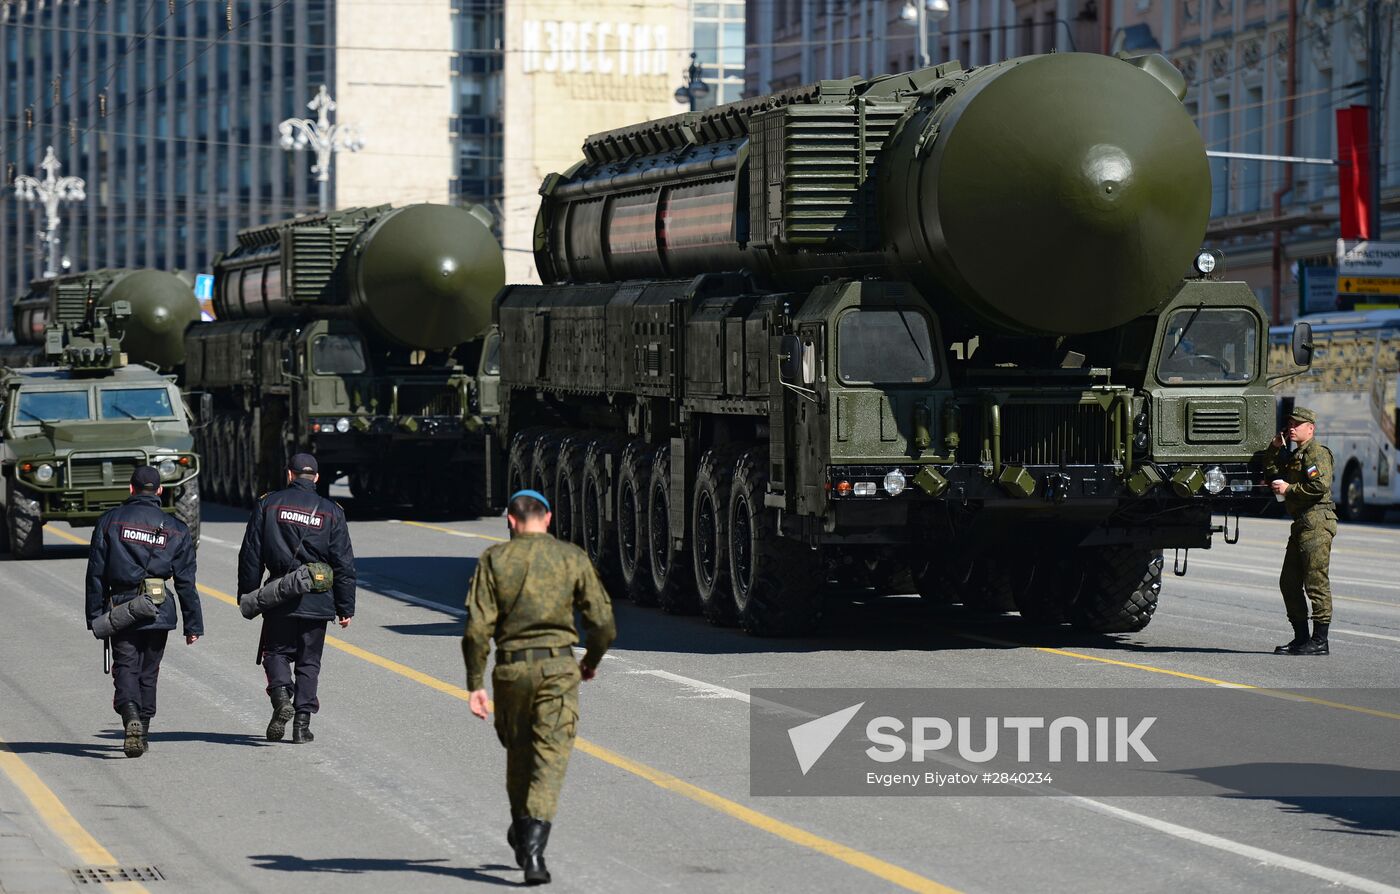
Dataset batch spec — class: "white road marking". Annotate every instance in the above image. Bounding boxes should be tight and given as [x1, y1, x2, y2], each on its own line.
[1187, 557, 1400, 592]
[1067, 796, 1400, 894]
[1335, 628, 1400, 644]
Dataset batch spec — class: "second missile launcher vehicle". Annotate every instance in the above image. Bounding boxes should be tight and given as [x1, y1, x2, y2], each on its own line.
[487, 52, 1313, 636]
[185, 203, 505, 512]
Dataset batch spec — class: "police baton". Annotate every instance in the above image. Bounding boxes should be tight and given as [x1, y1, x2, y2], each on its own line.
[103, 636, 112, 675]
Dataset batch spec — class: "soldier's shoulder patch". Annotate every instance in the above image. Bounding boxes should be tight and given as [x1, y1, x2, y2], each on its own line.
[1306, 465, 1320, 479]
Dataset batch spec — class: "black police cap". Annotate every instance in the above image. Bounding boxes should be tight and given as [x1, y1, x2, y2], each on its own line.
[287, 452, 319, 475]
[130, 466, 162, 491]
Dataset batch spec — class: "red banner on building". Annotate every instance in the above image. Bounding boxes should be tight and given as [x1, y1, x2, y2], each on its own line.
[1336, 106, 1373, 240]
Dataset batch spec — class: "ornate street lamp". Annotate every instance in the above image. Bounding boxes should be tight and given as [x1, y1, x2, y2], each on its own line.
[674, 52, 712, 111]
[278, 84, 365, 213]
[901, 0, 951, 68]
[13, 145, 86, 279]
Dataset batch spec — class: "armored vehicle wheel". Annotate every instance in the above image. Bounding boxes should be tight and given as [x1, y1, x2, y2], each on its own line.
[215, 415, 234, 504]
[616, 442, 656, 606]
[505, 428, 543, 499]
[0, 484, 8, 553]
[582, 436, 626, 593]
[175, 478, 202, 548]
[530, 431, 566, 511]
[648, 444, 698, 614]
[692, 448, 742, 625]
[968, 563, 1026, 615]
[1070, 546, 1162, 633]
[913, 553, 975, 604]
[728, 450, 823, 636]
[237, 416, 256, 506]
[6, 482, 44, 560]
[552, 434, 589, 545]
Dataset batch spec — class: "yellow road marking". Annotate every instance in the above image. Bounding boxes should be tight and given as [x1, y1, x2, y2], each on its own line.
[0, 737, 150, 893]
[187, 582, 956, 894]
[954, 632, 1400, 721]
[400, 519, 507, 543]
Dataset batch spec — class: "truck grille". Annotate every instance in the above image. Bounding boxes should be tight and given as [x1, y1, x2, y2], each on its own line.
[957, 403, 1115, 465]
[68, 456, 141, 487]
[1187, 405, 1243, 441]
[396, 385, 462, 417]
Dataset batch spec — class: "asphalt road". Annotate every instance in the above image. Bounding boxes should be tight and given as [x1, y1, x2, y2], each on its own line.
[2, 498, 1398, 894]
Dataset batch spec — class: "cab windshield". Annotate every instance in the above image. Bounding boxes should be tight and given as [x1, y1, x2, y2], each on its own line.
[17, 390, 91, 422]
[1157, 308, 1258, 384]
[100, 387, 175, 420]
[313, 334, 368, 375]
[838, 309, 937, 385]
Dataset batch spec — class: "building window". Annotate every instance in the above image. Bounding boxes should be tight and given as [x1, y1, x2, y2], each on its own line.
[692, 0, 746, 108]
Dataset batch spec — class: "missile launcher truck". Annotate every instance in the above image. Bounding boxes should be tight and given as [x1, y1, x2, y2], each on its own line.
[1, 296, 201, 558]
[185, 203, 505, 513]
[0, 268, 201, 371]
[485, 52, 1313, 636]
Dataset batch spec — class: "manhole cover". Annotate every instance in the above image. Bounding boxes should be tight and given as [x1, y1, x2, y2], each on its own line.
[70, 865, 165, 884]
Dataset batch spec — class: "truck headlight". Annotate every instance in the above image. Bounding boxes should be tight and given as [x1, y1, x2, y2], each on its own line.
[35, 463, 55, 483]
[1194, 250, 1217, 276]
[158, 458, 179, 480]
[335, 416, 351, 433]
[1204, 466, 1226, 494]
[883, 469, 907, 496]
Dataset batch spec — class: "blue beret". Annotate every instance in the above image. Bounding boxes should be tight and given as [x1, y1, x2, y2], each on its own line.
[509, 489, 551, 512]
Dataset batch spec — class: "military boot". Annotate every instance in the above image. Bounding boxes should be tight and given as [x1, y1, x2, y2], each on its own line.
[291, 712, 314, 744]
[507, 818, 525, 868]
[140, 718, 151, 753]
[1274, 620, 1311, 654]
[266, 686, 294, 741]
[520, 818, 551, 885]
[1293, 621, 1330, 656]
[119, 703, 144, 758]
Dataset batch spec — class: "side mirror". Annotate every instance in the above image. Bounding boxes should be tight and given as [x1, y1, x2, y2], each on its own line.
[1291, 321, 1313, 368]
[779, 335, 803, 383]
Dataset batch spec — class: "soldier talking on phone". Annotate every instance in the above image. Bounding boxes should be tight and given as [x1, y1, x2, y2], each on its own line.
[1262, 406, 1336, 655]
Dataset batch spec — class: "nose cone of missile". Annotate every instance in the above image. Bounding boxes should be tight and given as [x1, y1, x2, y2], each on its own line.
[929, 53, 1210, 335]
[352, 204, 506, 350]
[103, 270, 201, 369]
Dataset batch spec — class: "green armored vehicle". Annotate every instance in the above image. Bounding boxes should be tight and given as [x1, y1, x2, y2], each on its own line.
[487, 52, 1312, 636]
[1, 302, 201, 559]
[185, 203, 505, 513]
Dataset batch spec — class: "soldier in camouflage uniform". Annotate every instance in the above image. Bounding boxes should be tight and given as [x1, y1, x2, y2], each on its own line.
[1263, 406, 1336, 656]
[464, 489, 616, 886]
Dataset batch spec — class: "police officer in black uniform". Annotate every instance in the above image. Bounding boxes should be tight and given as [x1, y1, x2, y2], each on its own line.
[238, 453, 356, 743]
[85, 466, 203, 758]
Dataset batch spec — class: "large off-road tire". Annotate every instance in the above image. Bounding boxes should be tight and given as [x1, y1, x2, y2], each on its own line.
[1070, 546, 1162, 633]
[6, 482, 44, 560]
[215, 415, 235, 504]
[692, 447, 742, 625]
[581, 436, 627, 593]
[553, 433, 590, 546]
[0, 483, 9, 553]
[616, 441, 656, 605]
[913, 551, 975, 605]
[530, 430, 566, 511]
[648, 444, 698, 614]
[174, 478, 202, 548]
[505, 428, 543, 500]
[237, 415, 257, 507]
[728, 450, 823, 636]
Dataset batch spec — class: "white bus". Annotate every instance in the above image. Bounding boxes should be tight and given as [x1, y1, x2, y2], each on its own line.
[1269, 309, 1400, 521]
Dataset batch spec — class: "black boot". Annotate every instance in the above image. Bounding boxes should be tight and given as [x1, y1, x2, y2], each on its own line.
[291, 712, 314, 744]
[507, 818, 525, 868]
[119, 703, 144, 758]
[1294, 621, 1330, 655]
[140, 718, 150, 753]
[520, 817, 551, 885]
[1274, 620, 1310, 654]
[266, 686, 294, 741]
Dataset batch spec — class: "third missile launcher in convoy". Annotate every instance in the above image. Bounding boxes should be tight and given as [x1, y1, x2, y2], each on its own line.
[489, 52, 1312, 635]
[186, 203, 505, 512]
[0, 268, 201, 371]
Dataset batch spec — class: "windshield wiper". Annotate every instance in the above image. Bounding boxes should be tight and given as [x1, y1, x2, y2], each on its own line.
[895, 311, 929, 365]
[1167, 303, 1205, 359]
[110, 404, 140, 419]
[18, 407, 48, 422]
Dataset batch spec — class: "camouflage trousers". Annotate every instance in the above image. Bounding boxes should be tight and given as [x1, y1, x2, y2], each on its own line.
[1279, 515, 1337, 624]
[492, 654, 580, 821]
